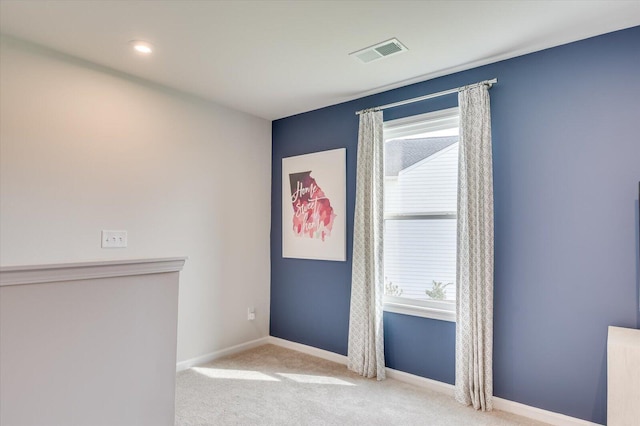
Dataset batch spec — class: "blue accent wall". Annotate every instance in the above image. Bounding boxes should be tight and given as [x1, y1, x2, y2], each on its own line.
[271, 26, 640, 424]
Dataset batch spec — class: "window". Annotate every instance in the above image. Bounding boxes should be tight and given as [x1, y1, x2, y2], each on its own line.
[383, 107, 459, 322]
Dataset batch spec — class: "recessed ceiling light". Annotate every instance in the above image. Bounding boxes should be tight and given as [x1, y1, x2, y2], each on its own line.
[129, 40, 153, 55]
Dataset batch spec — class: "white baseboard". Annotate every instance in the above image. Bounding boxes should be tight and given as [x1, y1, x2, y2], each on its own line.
[385, 367, 456, 397]
[492, 397, 602, 426]
[267, 336, 602, 426]
[267, 336, 348, 365]
[176, 337, 269, 372]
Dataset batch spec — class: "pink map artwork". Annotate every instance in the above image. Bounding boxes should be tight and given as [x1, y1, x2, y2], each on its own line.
[289, 171, 336, 241]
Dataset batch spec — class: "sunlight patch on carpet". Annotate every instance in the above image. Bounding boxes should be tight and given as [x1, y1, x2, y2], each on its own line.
[276, 373, 356, 386]
[193, 367, 280, 382]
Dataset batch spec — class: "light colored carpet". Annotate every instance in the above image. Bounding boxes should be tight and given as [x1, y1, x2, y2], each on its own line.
[175, 344, 548, 426]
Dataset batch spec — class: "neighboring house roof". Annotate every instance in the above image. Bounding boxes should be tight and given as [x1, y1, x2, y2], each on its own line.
[385, 136, 458, 176]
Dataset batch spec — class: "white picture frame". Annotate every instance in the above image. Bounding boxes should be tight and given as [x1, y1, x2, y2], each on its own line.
[282, 148, 346, 261]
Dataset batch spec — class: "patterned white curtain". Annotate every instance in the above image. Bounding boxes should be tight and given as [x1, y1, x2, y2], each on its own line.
[455, 84, 494, 410]
[347, 110, 386, 380]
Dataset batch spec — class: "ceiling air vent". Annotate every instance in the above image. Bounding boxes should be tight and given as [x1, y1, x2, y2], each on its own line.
[350, 38, 408, 64]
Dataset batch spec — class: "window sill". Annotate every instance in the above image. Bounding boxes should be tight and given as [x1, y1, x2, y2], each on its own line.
[383, 301, 456, 322]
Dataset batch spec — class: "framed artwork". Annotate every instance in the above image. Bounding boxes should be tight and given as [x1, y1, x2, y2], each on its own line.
[282, 148, 346, 261]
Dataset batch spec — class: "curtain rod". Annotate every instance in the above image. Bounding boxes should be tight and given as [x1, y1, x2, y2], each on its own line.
[355, 78, 497, 115]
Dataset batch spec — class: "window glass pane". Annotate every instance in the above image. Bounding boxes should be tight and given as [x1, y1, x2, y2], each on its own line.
[383, 118, 459, 307]
[384, 219, 457, 301]
[385, 142, 458, 215]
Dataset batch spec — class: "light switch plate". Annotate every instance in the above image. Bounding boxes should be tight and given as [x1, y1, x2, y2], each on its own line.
[102, 230, 127, 248]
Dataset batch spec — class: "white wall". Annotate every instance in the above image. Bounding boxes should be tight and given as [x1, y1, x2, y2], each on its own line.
[1, 263, 182, 426]
[0, 36, 272, 363]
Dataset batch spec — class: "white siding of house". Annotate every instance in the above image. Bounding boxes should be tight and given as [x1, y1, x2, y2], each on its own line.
[384, 219, 457, 300]
[385, 144, 458, 214]
[384, 143, 458, 301]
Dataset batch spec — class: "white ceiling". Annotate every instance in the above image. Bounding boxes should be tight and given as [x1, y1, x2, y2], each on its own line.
[1, 1, 639, 120]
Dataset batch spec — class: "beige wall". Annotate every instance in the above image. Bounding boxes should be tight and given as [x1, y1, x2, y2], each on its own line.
[0, 37, 272, 362]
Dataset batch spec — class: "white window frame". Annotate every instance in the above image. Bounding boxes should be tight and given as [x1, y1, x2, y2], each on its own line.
[383, 107, 459, 322]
